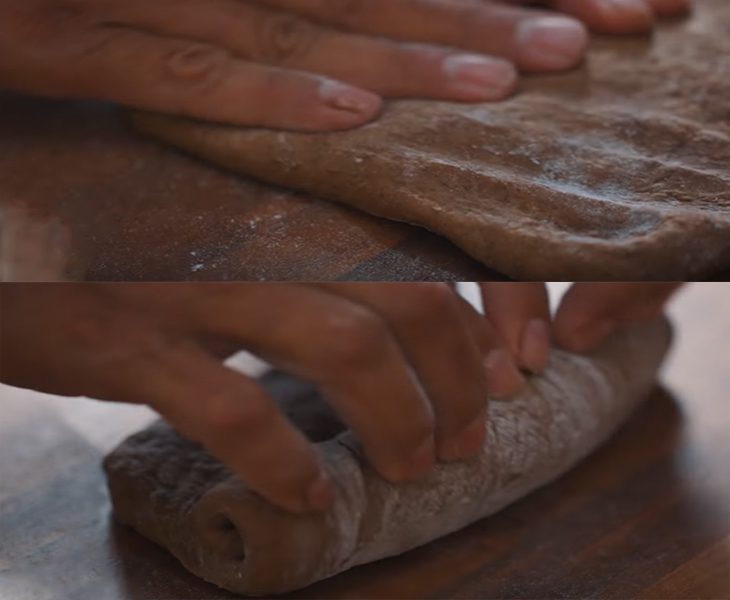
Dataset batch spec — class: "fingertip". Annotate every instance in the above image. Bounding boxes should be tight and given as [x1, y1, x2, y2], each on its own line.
[442, 54, 519, 101]
[305, 470, 336, 512]
[314, 79, 383, 130]
[587, 0, 655, 33]
[376, 437, 436, 483]
[484, 348, 526, 398]
[439, 412, 487, 462]
[520, 319, 551, 374]
[517, 15, 589, 72]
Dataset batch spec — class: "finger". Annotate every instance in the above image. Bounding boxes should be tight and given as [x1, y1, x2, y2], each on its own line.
[37, 25, 380, 131]
[115, 0, 517, 102]
[522, 0, 655, 34]
[182, 284, 437, 484]
[453, 291, 528, 399]
[318, 283, 490, 462]
[647, 0, 692, 17]
[550, 0, 692, 31]
[554, 283, 681, 352]
[479, 283, 552, 374]
[258, 0, 589, 73]
[96, 337, 332, 514]
[617, 284, 682, 321]
[444, 285, 529, 399]
[511, 0, 689, 32]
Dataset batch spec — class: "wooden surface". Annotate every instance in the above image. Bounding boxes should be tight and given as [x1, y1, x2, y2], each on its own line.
[1, 283, 729, 599]
[0, 93, 498, 282]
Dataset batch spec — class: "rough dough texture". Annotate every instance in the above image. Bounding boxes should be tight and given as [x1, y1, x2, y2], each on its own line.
[104, 319, 671, 596]
[131, 0, 730, 280]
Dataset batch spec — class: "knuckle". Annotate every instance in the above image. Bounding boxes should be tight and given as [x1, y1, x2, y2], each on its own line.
[253, 13, 320, 64]
[407, 283, 458, 320]
[165, 43, 231, 89]
[320, 310, 388, 369]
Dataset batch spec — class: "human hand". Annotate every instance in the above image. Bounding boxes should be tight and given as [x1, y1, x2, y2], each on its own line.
[553, 283, 683, 352]
[477, 282, 682, 372]
[0, 282, 521, 513]
[0, 1, 692, 132]
[0, 0, 690, 131]
[508, 0, 692, 34]
[0, 0, 593, 131]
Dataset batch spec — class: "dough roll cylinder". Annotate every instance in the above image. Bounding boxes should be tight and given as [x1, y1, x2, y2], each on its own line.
[104, 318, 672, 596]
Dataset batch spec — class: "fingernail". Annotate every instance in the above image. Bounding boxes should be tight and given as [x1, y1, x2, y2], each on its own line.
[306, 470, 335, 512]
[442, 54, 518, 100]
[520, 319, 551, 374]
[567, 319, 616, 352]
[441, 413, 487, 461]
[517, 16, 589, 70]
[318, 80, 381, 115]
[485, 349, 526, 398]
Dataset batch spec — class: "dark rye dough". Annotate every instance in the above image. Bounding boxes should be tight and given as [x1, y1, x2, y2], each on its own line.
[131, 0, 730, 280]
[104, 319, 671, 595]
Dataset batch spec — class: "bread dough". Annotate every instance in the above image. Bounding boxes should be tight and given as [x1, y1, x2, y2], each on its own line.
[104, 318, 671, 595]
[131, 0, 730, 280]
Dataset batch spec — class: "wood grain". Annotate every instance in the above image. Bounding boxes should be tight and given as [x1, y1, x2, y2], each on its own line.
[0, 283, 729, 599]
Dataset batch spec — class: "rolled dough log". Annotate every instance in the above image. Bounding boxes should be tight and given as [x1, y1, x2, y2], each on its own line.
[104, 319, 671, 595]
[131, 0, 730, 280]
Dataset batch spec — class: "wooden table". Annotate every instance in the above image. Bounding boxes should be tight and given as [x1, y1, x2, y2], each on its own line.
[0, 93, 499, 282]
[1, 283, 729, 599]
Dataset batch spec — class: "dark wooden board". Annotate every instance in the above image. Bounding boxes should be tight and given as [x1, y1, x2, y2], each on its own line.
[1, 283, 729, 599]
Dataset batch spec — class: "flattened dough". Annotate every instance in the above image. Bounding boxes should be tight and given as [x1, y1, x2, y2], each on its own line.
[132, 0, 730, 280]
[104, 319, 671, 595]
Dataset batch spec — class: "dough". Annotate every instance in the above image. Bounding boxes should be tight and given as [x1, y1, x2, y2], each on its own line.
[131, 0, 730, 280]
[104, 318, 672, 595]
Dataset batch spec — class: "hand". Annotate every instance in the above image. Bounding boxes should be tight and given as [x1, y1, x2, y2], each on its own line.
[0, 1, 688, 132]
[479, 282, 552, 381]
[476, 283, 683, 372]
[553, 283, 683, 352]
[0, 282, 517, 513]
[511, 0, 692, 34]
